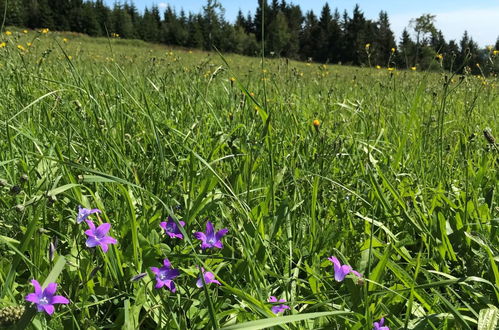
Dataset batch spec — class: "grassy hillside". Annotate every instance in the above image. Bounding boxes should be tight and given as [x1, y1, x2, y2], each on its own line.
[0, 28, 498, 329]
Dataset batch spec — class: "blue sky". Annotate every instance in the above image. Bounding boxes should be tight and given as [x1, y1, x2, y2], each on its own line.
[106, 1, 499, 46]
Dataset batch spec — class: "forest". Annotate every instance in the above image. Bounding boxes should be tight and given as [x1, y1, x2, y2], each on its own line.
[1, 0, 499, 73]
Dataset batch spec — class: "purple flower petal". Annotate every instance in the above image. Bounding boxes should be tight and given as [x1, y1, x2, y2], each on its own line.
[271, 306, 282, 314]
[85, 219, 95, 230]
[42, 304, 55, 315]
[329, 256, 360, 282]
[205, 221, 215, 237]
[373, 317, 390, 330]
[351, 270, 362, 277]
[100, 243, 109, 253]
[164, 280, 176, 292]
[204, 271, 220, 284]
[43, 283, 57, 297]
[269, 296, 290, 314]
[163, 258, 172, 268]
[100, 236, 118, 245]
[95, 223, 111, 237]
[85, 236, 100, 248]
[25, 293, 39, 303]
[215, 228, 229, 240]
[31, 279, 42, 296]
[51, 295, 70, 304]
[194, 232, 206, 242]
[150, 267, 160, 275]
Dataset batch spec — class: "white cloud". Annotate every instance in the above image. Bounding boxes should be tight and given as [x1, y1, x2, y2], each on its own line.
[158, 2, 168, 9]
[390, 7, 499, 46]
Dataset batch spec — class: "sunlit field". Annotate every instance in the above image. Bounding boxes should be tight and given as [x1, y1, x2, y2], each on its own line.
[0, 28, 498, 329]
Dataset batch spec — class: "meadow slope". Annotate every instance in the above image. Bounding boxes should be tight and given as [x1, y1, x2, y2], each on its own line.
[0, 29, 498, 329]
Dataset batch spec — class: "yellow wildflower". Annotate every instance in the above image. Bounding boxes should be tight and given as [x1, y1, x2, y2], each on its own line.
[5, 31, 12, 36]
[494, 50, 499, 56]
[391, 47, 396, 53]
[27, 42, 32, 47]
[0, 42, 6, 48]
[313, 119, 320, 127]
[376, 65, 381, 69]
[249, 92, 255, 97]
[387, 67, 395, 71]
[68, 55, 73, 60]
[17, 45, 26, 51]
[229, 77, 236, 82]
[436, 53, 443, 60]
[365, 43, 371, 49]
[410, 66, 417, 71]
[40, 28, 49, 34]
[188, 50, 193, 54]
[63, 38, 68, 43]
[23, 29, 28, 34]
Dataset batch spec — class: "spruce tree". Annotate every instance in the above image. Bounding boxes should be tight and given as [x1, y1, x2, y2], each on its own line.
[375, 11, 396, 67]
[318, 3, 332, 62]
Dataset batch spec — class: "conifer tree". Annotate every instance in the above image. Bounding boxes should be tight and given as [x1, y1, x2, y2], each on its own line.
[375, 11, 396, 67]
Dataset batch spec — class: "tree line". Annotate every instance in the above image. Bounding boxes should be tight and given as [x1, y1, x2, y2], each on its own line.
[1, 0, 498, 73]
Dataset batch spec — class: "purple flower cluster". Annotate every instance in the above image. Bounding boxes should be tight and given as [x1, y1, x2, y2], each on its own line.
[159, 218, 229, 251]
[151, 219, 228, 291]
[26, 205, 388, 326]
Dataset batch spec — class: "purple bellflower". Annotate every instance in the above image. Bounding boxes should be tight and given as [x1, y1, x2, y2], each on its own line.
[150, 258, 180, 292]
[77, 206, 101, 224]
[25, 280, 69, 315]
[328, 256, 362, 282]
[196, 267, 221, 288]
[373, 317, 390, 330]
[194, 221, 228, 250]
[160, 216, 185, 239]
[84, 220, 117, 253]
[268, 296, 290, 314]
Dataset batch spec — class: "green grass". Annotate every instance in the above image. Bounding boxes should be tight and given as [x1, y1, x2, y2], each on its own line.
[0, 28, 498, 329]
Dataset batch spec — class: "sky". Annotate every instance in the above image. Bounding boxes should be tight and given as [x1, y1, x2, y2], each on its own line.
[106, 0, 499, 46]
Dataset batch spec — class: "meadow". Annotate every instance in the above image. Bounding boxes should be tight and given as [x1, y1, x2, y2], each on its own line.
[0, 29, 498, 329]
